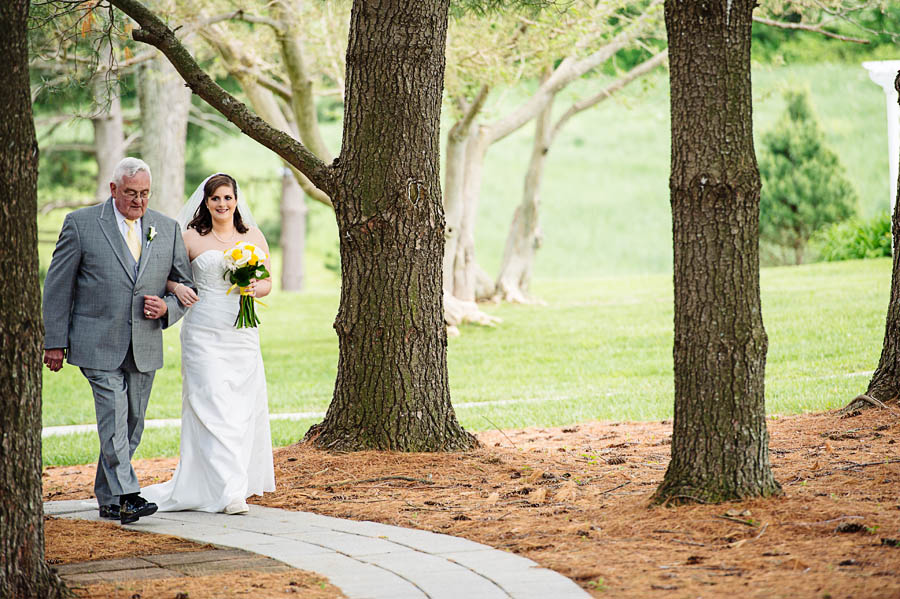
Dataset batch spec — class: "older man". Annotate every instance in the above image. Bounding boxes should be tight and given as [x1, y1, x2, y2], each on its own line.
[43, 157, 193, 524]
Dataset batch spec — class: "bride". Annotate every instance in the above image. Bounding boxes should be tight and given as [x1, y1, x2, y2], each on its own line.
[142, 173, 275, 515]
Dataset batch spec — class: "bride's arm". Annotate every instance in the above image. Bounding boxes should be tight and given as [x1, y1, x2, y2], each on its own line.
[168, 230, 200, 306]
[167, 279, 198, 306]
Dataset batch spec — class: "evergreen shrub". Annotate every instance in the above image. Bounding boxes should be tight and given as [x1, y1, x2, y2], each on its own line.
[758, 88, 857, 264]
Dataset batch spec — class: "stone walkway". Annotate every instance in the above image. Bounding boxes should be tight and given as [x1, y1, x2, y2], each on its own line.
[55, 548, 291, 586]
[45, 499, 590, 599]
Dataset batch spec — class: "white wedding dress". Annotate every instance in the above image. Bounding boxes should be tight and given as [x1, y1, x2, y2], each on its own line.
[142, 250, 275, 512]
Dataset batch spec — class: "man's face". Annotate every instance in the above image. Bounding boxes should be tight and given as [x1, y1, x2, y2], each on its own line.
[110, 170, 151, 220]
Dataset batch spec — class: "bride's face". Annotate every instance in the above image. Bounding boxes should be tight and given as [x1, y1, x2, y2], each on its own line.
[206, 185, 237, 226]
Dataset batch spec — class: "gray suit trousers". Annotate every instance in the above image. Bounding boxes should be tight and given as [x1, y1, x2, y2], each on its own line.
[81, 347, 155, 506]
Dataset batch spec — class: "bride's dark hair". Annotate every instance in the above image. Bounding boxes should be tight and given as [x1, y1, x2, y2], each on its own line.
[187, 173, 249, 235]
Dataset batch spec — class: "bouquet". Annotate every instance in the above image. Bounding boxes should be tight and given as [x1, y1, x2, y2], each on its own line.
[223, 241, 270, 328]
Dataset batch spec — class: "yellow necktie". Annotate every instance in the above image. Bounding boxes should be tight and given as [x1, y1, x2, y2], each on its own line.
[125, 219, 141, 262]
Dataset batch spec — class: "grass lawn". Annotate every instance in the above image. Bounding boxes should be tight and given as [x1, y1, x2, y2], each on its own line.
[42, 257, 890, 465]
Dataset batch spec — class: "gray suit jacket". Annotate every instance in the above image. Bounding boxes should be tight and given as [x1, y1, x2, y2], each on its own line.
[42, 198, 194, 372]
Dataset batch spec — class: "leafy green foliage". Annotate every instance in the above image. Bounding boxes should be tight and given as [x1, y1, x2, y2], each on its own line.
[759, 89, 857, 264]
[751, 4, 900, 64]
[809, 212, 892, 262]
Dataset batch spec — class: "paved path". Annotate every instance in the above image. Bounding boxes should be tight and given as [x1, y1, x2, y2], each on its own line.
[45, 499, 589, 599]
[54, 548, 292, 586]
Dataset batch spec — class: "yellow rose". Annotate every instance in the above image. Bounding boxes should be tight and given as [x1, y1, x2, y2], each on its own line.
[230, 248, 243, 260]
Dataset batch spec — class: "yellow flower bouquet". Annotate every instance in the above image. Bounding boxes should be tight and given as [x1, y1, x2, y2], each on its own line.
[223, 241, 270, 328]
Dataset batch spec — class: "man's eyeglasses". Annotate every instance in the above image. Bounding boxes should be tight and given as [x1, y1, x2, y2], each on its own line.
[123, 190, 152, 200]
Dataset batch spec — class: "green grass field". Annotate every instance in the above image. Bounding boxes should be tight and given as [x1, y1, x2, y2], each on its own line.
[42, 258, 890, 465]
[38, 62, 894, 465]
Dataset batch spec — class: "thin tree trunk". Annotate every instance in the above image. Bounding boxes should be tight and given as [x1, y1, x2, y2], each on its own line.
[494, 51, 668, 303]
[443, 105, 476, 295]
[91, 41, 125, 201]
[272, 0, 333, 162]
[653, 0, 781, 504]
[0, 2, 67, 596]
[452, 128, 494, 301]
[139, 53, 190, 216]
[442, 90, 499, 329]
[494, 71, 552, 304]
[305, 0, 476, 451]
[280, 163, 307, 291]
[855, 72, 900, 411]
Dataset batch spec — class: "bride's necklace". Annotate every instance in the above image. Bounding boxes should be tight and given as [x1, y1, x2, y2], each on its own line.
[211, 227, 236, 244]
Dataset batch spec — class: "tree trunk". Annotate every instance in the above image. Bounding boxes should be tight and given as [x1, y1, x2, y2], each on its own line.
[305, 0, 476, 451]
[855, 71, 900, 411]
[91, 41, 125, 201]
[451, 128, 495, 301]
[494, 73, 552, 304]
[108, 0, 475, 451]
[653, 0, 781, 504]
[139, 53, 190, 216]
[280, 163, 307, 291]
[442, 107, 474, 296]
[0, 2, 67, 596]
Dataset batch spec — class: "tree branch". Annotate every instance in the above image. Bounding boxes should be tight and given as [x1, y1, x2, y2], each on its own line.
[752, 16, 869, 44]
[551, 49, 668, 144]
[107, 0, 333, 195]
[485, 2, 663, 146]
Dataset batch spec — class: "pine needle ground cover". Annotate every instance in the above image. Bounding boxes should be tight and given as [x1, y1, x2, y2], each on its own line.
[45, 407, 900, 598]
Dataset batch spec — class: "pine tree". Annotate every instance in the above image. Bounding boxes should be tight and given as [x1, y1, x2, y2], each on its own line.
[759, 89, 857, 264]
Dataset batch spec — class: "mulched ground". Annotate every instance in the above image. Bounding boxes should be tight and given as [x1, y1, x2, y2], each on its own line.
[45, 407, 900, 598]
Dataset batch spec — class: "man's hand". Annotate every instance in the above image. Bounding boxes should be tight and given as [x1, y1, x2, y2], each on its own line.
[44, 348, 65, 372]
[143, 295, 168, 320]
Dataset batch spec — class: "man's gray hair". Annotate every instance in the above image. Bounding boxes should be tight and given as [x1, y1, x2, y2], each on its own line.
[112, 157, 152, 185]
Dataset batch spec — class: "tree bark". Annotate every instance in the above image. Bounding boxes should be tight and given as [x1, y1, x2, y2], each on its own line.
[91, 41, 126, 202]
[305, 0, 476, 451]
[855, 71, 900, 411]
[139, 52, 191, 216]
[0, 2, 67, 596]
[280, 164, 307, 291]
[653, 0, 781, 504]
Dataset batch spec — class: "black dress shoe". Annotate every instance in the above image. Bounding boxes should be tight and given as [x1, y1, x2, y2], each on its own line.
[98, 504, 120, 519]
[120, 495, 157, 524]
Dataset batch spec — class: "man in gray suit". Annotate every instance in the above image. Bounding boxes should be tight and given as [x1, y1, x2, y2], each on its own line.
[43, 157, 194, 524]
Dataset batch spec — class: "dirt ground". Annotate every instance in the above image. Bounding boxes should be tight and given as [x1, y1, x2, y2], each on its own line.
[45, 408, 900, 598]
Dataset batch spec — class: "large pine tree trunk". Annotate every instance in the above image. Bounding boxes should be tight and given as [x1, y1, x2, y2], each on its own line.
[91, 41, 125, 201]
[855, 73, 900, 411]
[139, 53, 190, 216]
[305, 0, 475, 451]
[0, 2, 67, 596]
[653, 0, 781, 504]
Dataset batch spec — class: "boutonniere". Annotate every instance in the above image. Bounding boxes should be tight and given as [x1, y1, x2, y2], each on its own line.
[146, 226, 157, 247]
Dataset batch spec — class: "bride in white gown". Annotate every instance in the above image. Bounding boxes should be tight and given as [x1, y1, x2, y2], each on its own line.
[142, 173, 275, 514]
